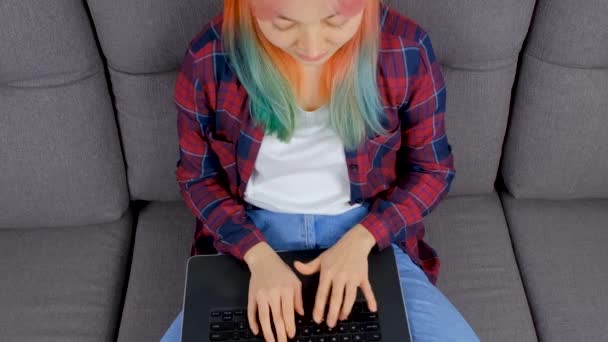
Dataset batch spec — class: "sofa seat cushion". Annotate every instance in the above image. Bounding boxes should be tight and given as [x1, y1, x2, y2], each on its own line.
[0, 211, 132, 341]
[502, 193, 608, 341]
[116, 201, 193, 342]
[119, 195, 536, 341]
[424, 194, 537, 341]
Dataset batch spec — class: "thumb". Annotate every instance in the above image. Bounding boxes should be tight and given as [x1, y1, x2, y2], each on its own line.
[294, 257, 321, 275]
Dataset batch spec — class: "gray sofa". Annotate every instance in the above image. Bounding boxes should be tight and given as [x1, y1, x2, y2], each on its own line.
[1, 0, 606, 341]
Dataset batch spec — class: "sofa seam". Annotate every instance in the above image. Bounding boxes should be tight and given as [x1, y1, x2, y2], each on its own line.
[498, 193, 542, 341]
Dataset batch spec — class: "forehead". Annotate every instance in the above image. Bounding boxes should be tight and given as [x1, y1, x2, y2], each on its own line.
[249, 0, 365, 20]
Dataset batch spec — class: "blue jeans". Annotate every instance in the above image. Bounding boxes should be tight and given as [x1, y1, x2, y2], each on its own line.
[162, 204, 479, 341]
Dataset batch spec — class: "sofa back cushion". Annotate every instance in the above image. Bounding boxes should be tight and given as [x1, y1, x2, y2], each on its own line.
[501, 0, 608, 199]
[87, 0, 537, 200]
[387, 0, 536, 195]
[0, 0, 129, 227]
[86, 0, 222, 201]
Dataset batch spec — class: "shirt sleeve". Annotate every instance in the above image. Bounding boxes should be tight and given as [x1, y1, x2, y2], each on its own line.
[174, 44, 267, 260]
[359, 32, 456, 249]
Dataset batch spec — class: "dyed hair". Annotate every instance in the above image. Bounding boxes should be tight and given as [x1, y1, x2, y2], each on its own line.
[222, 0, 386, 149]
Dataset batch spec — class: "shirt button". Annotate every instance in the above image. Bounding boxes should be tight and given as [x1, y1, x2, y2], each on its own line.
[349, 164, 358, 170]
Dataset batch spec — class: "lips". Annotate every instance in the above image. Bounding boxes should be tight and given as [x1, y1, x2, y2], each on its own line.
[297, 52, 328, 62]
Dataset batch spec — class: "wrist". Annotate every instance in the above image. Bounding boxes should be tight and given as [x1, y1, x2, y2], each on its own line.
[243, 241, 274, 268]
[350, 224, 377, 252]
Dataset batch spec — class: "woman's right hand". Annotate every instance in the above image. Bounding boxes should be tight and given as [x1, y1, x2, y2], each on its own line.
[244, 242, 305, 342]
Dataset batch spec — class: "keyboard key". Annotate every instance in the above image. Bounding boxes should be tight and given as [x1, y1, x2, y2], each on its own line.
[361, 323, 379, 331]
[323, 325, 335, 335]
[301, 326, 312, 336]
[209, 331, 231, 340]
[360, 305, 372, 313]
[210, 322, 234, 331]
[356, 312, 379, 321]
[366, 332, 382, 341]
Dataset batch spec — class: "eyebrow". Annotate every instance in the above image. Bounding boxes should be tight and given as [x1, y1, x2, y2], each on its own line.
[276, 13, 338, 23]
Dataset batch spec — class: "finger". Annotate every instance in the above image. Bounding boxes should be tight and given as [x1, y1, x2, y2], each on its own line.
[327, 278, 346, 328]
[257, 298, 275, 342]
[340, 282, 358, 320]
[313, 272, 331, 324]
[281, 288, 296, 339]
[294, 282, 305, 316]
[361, 278, 378, 312]
[294, 257, 321, 275]
[248, 288, 259, 335]
[270, 291, 288, 342]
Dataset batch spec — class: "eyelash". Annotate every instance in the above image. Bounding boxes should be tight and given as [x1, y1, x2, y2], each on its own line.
[274, 20, 347, 31]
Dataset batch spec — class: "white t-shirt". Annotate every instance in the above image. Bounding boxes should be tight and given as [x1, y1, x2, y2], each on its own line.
[244, 104, 361, 214]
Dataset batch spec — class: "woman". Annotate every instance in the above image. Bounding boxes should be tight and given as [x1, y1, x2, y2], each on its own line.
[163, 0, 479, 341]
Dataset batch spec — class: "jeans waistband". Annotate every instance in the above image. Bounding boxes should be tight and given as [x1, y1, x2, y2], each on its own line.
[243, 199, 370, 211]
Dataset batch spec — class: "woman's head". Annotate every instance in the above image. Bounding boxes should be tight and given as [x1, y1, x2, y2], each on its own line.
[249, 0, 366, 66]
[222, 0, 388, 149]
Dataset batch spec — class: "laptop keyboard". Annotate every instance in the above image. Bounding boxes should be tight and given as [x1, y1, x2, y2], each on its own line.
[209, 300, 382, 341]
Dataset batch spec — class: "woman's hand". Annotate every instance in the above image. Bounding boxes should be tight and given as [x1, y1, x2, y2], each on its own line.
[293, 224, 378, 328]
[244, 242, 305, 342]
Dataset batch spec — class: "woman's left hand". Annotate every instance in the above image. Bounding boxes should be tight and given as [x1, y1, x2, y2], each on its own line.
[293, 224, 378, 328]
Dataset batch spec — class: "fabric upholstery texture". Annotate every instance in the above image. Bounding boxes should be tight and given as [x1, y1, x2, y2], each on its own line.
[501, 0, 608, 199]
[502, 194, 608, 342]
[0, 211, 133, 342]
[115, 201, 194, 342]
[0, 0, 129, 227]
[499, 1, 608, 341]
[424, 194, 537, 342]
[0, 1, 133, 341]
[85, 0, 223, 201]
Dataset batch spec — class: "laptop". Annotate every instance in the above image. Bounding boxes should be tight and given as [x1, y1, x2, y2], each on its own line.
[181, 246, 411, 341]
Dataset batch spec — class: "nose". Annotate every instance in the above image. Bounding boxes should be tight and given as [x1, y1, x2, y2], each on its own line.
[297, 27, 326, 57]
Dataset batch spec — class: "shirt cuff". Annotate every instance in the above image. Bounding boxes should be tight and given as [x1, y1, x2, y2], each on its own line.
[217, 214, 267, 261]
[359, 208, 393, 250]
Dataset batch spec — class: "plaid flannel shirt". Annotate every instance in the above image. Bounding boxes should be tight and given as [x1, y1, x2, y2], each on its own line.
[175, 3, 454, 285]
